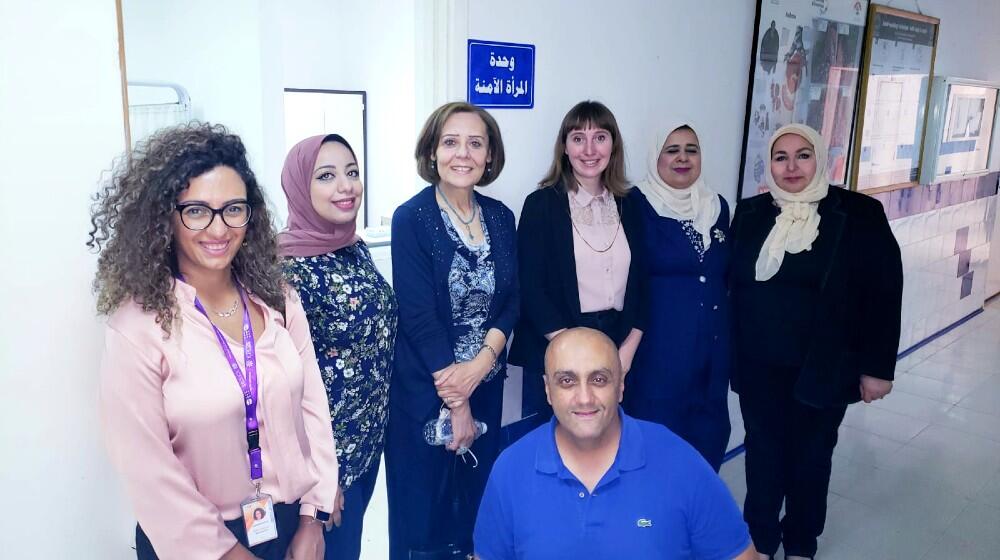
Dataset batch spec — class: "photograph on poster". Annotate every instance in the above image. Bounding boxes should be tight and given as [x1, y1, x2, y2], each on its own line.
[852, 5, 939, 191]
[739, 0, 869, 198]
[936, 83, 997, 178]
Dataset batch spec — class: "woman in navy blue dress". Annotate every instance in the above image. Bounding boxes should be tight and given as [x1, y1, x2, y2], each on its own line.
[386, 102, 518, 559]
[625, 119, 732, 471]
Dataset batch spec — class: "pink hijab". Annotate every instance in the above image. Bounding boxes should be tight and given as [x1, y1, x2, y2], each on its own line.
[277, 134, 361, 258]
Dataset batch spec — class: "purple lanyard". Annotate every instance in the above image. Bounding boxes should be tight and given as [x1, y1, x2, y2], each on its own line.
[191, 284, 263, 482]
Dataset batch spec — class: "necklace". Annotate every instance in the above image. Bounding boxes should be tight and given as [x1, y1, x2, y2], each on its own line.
[214, 298, 239, 318]
[437, 185, 479, 241]
[568, 190, 621, 253]
[570, 216, 621, 253]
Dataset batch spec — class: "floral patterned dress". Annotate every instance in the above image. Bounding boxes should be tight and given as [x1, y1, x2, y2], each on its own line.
[283, 240, 397, 489]
[441, 209, 503, 382]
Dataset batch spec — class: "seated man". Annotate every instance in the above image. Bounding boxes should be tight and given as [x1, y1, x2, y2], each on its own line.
[474, 328, 756, 560]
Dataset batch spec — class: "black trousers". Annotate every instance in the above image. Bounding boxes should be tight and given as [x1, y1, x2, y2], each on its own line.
[738, 363, 847, 558]
[385, 377, 503, 560]
[135, 502, 300, 559]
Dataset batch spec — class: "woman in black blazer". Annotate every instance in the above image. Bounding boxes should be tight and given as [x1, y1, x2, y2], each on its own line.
[730, 124, 902, 560]
[509, 100, 647, 424]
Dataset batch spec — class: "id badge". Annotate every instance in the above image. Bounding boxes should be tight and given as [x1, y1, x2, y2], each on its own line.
[241, 493, 278, 547]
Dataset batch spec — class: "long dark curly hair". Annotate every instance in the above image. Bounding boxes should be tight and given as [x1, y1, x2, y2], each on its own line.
[88, 122, 285, 336]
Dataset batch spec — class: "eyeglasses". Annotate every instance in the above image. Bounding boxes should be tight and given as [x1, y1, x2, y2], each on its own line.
[175, 201, 252, 231]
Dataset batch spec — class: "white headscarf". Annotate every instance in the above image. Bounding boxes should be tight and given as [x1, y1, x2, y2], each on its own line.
[754, 123, 830, 281]
[636, 118, 721, 250]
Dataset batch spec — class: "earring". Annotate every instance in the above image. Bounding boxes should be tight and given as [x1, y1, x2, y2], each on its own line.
[431, 160, 437, 169]
[242, 241, 248, 247]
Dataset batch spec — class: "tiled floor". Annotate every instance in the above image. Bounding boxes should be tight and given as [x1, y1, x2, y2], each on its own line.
[359, 299, 1000, 559]
[719, 298, 1000, 559]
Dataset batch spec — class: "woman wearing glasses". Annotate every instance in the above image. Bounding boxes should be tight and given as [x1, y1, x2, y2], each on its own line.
[280, 134, 397, 560]
[91, 124, 338, 560]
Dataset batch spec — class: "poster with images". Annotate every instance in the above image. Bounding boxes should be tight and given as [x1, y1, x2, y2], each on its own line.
[739, 0, 869, 198]
[852, 5, 939, 190]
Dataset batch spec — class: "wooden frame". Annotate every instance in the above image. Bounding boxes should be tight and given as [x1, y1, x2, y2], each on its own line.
[850, 4, 940, 193]
[115, 0, 131, 149]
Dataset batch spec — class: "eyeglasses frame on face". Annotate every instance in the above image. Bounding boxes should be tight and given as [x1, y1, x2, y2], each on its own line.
[174, 200, 252, 231]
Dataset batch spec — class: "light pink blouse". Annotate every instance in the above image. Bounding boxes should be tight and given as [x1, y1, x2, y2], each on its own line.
[99, 280, 338, 559]
[569, 187, 631, 313]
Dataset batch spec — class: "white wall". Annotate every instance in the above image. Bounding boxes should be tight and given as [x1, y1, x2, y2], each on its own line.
[459, 0, 1000, 218]
[119, 1, 265, 159]
[462, 0, 756, 216]
[3, 2, 1000, 558]
[0, 1, 134, 557]
[268, 0, 419, 227]
[120, 0, 419, 229]
[121, 0, 268, 200]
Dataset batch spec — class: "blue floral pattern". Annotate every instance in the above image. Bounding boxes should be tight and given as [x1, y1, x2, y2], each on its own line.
[440, 209, 502, 382]
[283, 241, 397, 489]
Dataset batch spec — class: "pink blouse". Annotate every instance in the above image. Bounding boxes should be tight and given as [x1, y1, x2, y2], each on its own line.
[569, 187, 631, 313]
[99, 280, 338, 559]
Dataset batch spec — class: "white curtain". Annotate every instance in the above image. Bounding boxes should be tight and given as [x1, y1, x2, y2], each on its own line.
[127, 82, 193, 148]
[129, 103, 192, 148]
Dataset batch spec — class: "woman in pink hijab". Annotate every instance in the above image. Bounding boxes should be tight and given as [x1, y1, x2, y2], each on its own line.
[280, 134, 398, 560]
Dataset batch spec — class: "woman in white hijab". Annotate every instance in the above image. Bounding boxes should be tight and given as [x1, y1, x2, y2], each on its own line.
[625, 119, 732, 472]
[729, 124, 903, 560]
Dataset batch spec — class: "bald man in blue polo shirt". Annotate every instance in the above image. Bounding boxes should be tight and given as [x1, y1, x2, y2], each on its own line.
[474, 328, 756, 559]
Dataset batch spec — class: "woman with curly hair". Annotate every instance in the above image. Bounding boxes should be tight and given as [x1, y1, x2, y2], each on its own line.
[90, 123, 339, 560]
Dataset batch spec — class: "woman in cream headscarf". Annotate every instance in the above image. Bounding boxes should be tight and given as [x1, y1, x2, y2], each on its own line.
[625, 119, 732, 472]
[729, 124, 903, 560]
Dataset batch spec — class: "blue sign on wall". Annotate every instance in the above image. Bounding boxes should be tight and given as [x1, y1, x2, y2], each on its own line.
[467, 39, 535, 109]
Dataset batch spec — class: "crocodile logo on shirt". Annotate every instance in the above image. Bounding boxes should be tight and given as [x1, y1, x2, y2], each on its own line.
[637, 518, 653, 528]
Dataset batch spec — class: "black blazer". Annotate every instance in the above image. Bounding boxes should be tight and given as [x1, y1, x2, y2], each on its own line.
[729, 186, 903, 407]
[508, 183, 649, 372]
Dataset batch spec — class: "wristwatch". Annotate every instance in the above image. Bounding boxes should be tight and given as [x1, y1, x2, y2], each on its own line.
[300, 504, 331, 522]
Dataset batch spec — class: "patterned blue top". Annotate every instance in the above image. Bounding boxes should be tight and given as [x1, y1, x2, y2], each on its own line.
[440, 209, 503, 383]
[283, 240, 397, 489]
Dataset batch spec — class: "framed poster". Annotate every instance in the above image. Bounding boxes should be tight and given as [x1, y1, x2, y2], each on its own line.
[851, 4, 939, 191]
[919, 77, 999, 184]
[738, 0, 869, 199]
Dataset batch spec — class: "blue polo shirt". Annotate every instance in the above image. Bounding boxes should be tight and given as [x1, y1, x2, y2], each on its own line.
[474, 410, 750, 559]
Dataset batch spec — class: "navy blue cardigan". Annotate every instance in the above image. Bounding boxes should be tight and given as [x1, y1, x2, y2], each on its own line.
[390, 186, 519, 419]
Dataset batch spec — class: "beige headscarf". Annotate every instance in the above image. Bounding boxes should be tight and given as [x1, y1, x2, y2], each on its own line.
[636, 119, 721, 250]
[754, 123, 830, 281]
